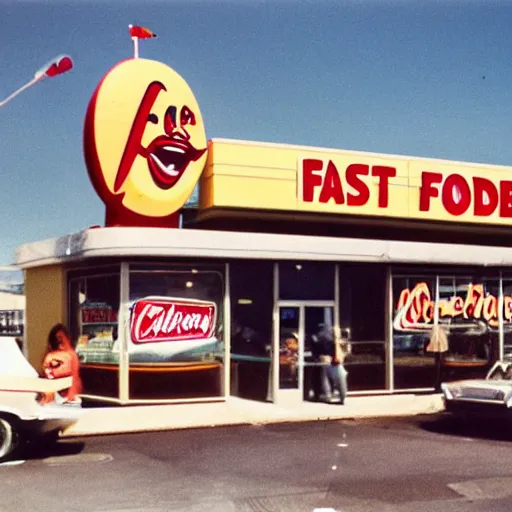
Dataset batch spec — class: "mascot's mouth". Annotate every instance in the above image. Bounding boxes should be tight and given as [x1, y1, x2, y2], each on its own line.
[145, 135, 206, 190]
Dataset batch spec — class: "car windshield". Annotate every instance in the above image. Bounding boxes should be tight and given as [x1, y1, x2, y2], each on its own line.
[487, 363, 512, 381]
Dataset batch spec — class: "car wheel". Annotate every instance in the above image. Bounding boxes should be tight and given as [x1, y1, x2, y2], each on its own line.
[0, 417, 18, 462]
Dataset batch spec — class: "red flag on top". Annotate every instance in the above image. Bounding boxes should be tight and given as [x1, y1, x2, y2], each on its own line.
[44, 55, 73, 77]
[129, 25, 157, 39]
[34, 55, 73, 79]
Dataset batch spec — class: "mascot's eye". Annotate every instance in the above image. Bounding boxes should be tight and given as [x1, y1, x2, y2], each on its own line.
[181, 106, 196, 126]
[148, 113, 159, 124]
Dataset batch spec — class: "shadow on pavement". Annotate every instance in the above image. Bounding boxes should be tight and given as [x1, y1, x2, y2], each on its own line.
[20, 439, 85, 461]
[81, 398, 119, 408]
[418, 413, 512, 442]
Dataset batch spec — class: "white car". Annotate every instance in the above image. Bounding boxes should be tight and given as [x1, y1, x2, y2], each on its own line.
[441, 361, 512, 419]
[0, 337, 82, 461]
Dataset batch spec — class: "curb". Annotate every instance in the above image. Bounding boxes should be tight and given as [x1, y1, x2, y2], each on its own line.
[61, 394, 446, 438]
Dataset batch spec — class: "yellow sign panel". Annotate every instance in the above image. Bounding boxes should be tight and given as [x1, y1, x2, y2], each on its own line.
[201, 139, 512, 226]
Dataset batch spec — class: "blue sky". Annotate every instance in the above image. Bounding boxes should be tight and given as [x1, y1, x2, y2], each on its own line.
[1, 0, 512, 265]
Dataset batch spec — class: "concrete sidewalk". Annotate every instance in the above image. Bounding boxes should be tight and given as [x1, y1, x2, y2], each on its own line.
[62, 393, 445, 437]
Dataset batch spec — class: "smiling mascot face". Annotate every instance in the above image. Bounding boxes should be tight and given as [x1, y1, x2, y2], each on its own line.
[84, 58, 207, 222]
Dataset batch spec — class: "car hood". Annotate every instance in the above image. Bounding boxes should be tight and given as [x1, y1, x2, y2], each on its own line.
[443, 379, 512, 400]
[0, 337, 73, 393]
[446, 379, 512, 389]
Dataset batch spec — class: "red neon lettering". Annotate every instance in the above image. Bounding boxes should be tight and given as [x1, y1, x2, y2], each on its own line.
[301, 159, 324, 202]
[452, 296, 464, 315]
[463, 284, 482, 318]
[395, 282, 510, 330]
[419, 172, 443, 211]
[473, 177, 498, 216]
[346, 164, 370, 206]
[505, 297, 512, 322]
[482, 294, 498, 326]
[372, 166, 396, 208]
[131, 299, 215, 343]
[441, 174, 471, 216]
[395, 282, 433, 330]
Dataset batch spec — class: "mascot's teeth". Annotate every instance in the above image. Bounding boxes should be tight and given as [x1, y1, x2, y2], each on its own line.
[163, 146, 185, 154]
[150, 154, 179, 176]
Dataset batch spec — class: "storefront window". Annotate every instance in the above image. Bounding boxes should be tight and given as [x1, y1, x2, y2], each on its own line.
[279, 262, 334, 300]
[69, 272, 120, 399]
[503, 279, 512, 361]
[128, 267, 225, 400]
[392, 275, 435, 389]
[392, 272, 500, 389]
[230, 261, 273, 401]
[439, 277, 499, 373]
[340, 264, 386, 391]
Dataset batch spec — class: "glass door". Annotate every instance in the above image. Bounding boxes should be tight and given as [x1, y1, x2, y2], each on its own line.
[276, 306, 302, 400]
[272, 302, 335, 404]
[303, 306, 335, 402]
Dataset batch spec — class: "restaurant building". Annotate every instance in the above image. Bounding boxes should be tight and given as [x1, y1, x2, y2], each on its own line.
[15, 55, 512, 406]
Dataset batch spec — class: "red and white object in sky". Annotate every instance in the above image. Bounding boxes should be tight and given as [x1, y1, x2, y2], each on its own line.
[128, 24, 157, 58]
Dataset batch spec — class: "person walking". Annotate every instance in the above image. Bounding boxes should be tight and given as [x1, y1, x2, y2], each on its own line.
[315, 325, 348, 404]
[426, 324, 448, 392]
[328, 326, 348, 404]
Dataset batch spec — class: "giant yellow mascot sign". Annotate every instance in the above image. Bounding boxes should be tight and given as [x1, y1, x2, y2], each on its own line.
[84, 58, 207, 227]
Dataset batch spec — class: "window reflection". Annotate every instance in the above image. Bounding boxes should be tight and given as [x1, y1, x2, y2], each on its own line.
[392, 272, 500, 388]
[69, 273, 120, 399]
[439, 278, 499, 367]
[128, 269, 225, 400]
[230, 261, 273, 401]
[339, 264, 386, 391]
[392, 275, 435, 389]
[279, 262, 334, 300]
[502, 280, 512, 362]
[278, 307, 299, 390]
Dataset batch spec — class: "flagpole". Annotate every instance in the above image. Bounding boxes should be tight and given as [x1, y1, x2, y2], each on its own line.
[0, 75, 44, 108]
[128, 24, 139, 59]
